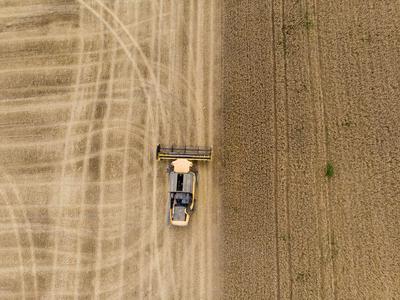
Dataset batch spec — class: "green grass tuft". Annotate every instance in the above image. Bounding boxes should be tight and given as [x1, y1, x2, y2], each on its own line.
[325, 162, 334, 178]
[304, 14, 313, 30]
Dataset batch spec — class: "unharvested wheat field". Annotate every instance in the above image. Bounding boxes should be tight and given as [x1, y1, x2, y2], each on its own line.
[0, 0, 221, 299]
[222, 0, 400, 299]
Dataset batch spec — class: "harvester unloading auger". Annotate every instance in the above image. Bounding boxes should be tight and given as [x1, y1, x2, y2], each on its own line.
[156, 144, 212, 226]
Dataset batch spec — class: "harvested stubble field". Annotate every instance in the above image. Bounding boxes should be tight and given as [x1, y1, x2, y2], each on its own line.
[0, 0, 221, 299]
[222, 0, 400, 299]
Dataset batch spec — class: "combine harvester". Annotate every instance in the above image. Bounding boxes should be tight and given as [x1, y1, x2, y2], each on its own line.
[156, 144, 212, 226]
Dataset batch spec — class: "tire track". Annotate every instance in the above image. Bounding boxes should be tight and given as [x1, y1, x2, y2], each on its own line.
[93, 1, 119, 296]
[74, 1, 160, 298]
[196, 0, 206, 297]
[0, 170, 39, 298]
[117, 24, 136, 300]
[49, 3, 85, 295]
[0, 189, 27, 298]
[135, 2, 150, 297]
[304, 0, 336, 297]
[0, 175, 142, 188]
[137, 97, 150, 299]
[312, 1, 337, 298]
[148, 0, 166, 297]
[0, 224, 153, 244]
[76, 0, 159, 90]
[302, 0, 326, 298]
[5, 147, 143, 174]
[281, 0, 294, 297]
[82, 0, 168, 126]
[147, 1, 157, 296]
[72, 6, 106, 298]
[152, 0, 179, 297]
[271, 0, 282, 298]
[91, 0, 161, 87]
[206, 2, 220, 298]
[1, 125, 145, 149]
[181, 1, 195, 299]
[162, 3, 180, 298]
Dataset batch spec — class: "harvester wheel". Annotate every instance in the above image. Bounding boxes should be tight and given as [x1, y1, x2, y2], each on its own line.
[166, 199, 171, 225]
[188, 201, 195, 215]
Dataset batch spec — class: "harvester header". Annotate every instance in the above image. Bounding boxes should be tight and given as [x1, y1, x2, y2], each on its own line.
[156, 144, 212, 161]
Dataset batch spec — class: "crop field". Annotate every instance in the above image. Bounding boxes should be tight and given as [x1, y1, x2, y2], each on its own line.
[0, 0, 399, 299]
[0, 0, 221, 299]
[222, 0, 400, 299]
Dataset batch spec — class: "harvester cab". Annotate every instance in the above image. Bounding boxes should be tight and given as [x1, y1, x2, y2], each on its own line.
[156, 144, 212, 226]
